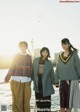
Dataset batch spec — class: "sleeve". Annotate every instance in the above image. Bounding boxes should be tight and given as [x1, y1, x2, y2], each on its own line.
[4, 55, 17, 82]
[30, 56, 32, 67]
[31, 59, 35, 81]
[30, 56, 33, 80]
[50, 64, 55, 84]
[74, 51, 80, 77]
[54, 62, 59, 84]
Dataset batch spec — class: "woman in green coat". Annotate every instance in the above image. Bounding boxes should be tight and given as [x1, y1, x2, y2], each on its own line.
[32, 47, 55, 112]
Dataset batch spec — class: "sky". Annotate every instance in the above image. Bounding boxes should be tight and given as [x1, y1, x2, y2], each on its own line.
[0, 0, 80, 57]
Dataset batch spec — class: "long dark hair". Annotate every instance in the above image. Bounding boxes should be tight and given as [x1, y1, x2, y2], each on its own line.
[61, 38, 78, 52]
[40, 47, 51, 59]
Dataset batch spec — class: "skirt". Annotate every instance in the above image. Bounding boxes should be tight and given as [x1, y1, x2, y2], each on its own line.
[35, 92, 51, 112]
[35, 75, 51, 112]
[60, 80, 80, 109]
[59, 80, 71, 109]
[69, 80, 80, 108]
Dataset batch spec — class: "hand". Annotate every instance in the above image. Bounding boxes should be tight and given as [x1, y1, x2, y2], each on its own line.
[4, 75, 9, 83]
[4, 80, 9, 83]
[55, 84, 59, 88]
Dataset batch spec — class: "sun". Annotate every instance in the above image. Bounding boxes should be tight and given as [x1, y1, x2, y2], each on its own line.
[0, 37, 33, 57]
[0, 39, 18, 57]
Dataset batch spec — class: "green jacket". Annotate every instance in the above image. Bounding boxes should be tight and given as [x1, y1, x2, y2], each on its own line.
[32, 58, 55, 97]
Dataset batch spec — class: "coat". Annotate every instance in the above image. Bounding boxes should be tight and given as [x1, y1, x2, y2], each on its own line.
[32, 58, 55, 97]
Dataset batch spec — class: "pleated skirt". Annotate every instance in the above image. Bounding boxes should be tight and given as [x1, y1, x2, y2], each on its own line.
[60, 80, 80, 109]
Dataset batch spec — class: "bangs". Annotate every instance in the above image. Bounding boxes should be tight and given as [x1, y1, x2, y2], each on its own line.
[61, 38, 70, 45]
[40, 47, 51, 58]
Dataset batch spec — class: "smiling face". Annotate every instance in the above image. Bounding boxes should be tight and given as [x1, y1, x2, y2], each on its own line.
[41, 50, 49, 59]
[40, 47, 50, 60]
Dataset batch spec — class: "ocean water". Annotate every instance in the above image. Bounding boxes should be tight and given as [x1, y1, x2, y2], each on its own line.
[0, 69, 79, 112]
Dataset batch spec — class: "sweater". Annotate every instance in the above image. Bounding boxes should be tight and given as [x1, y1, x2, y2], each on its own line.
[54, 51, 80, 83]
[5, 54, 32, 82]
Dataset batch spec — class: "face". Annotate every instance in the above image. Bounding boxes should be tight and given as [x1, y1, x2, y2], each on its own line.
[41, 50, 48, 59]
[62, 43, 70, 51]
[20, 44, 27, 53]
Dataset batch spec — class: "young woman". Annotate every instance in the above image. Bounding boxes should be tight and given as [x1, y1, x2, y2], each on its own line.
[32, 47, 55, 112]
[55, 38, 80, 112]
[4, 41, 32, 112]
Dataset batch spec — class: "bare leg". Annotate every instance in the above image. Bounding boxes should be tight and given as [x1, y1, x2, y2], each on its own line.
[66, 108, 72, 112]
[74, 108, 78, 112]
[60, 108, 66, 112]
